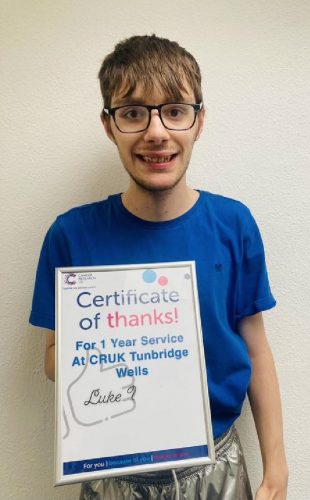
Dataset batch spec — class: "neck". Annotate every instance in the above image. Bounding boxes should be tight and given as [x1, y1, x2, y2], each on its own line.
[121, 182, 199, 222]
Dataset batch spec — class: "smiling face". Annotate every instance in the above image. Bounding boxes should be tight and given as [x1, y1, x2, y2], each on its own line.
[102, 82, 205, 194]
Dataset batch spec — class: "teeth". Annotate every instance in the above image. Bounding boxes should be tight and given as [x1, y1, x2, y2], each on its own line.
[142, 155, 172, 163]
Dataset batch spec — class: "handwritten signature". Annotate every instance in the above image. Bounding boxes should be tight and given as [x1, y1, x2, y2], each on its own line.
[84, 385, 136, 406]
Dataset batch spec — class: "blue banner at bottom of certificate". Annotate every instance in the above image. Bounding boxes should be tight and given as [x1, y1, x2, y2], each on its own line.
[63, 444, 208, 475]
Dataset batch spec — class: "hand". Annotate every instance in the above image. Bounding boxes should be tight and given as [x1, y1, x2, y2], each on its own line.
[255, 474, 288, 500]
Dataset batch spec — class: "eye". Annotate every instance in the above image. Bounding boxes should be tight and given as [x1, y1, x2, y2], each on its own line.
[118, 106, 145, 121]
[169, 108, 183, 117]
[162, 104, 188, 120]
[124, 109, 139, 119]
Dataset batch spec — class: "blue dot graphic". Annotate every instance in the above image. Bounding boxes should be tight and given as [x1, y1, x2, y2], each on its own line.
[143, 270, 157, 283]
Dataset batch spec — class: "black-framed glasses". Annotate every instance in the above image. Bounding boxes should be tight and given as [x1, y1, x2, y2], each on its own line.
[103, 102, 202, 133]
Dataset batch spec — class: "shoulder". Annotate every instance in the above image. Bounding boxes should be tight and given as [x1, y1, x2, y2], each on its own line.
[54, 194, 119, 231]
[199, 190, 255, 230]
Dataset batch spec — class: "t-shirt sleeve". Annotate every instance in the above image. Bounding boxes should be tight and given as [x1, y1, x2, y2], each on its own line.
[29, 219, 70, 330]
[235, 208, 276, 322]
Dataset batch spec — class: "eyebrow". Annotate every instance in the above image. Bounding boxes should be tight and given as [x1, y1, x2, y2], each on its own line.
[112, 97, 147, 106]
[111, 97, 191, 107]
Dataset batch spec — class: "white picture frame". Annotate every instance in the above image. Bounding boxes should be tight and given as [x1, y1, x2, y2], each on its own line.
[55, 261, 215, 485]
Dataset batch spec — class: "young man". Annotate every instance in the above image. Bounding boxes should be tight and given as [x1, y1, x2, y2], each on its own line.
[30, 35, 288, 499]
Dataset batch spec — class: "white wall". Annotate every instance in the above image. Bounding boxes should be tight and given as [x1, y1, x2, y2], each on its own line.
[1, 1, 309, 498]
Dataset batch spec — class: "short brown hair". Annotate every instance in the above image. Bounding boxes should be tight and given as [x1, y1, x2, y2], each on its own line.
[98, 35, 202, 108]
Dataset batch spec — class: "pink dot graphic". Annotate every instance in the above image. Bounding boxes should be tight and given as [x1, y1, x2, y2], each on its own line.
[158, 276, 168, 286]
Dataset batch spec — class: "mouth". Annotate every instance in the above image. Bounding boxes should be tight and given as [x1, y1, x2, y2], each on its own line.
[136, 153, 178, 165]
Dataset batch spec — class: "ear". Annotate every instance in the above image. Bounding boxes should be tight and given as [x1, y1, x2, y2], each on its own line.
[100, 112, 117, 144]
[195, 106, 206, 141]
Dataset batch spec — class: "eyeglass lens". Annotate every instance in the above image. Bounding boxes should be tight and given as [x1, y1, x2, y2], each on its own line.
[114, 104, 196, 132]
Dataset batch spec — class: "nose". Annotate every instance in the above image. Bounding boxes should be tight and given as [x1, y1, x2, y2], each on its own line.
[143, 110, 170, 143]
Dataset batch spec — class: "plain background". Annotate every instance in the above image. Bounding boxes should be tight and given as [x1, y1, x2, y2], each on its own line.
[1, 1, 309, 499]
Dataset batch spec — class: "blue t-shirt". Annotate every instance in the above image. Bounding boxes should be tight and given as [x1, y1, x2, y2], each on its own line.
[30, 191, 276, 438]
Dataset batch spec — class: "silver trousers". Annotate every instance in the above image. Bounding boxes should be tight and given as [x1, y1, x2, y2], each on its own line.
[79, 426, 253, 499]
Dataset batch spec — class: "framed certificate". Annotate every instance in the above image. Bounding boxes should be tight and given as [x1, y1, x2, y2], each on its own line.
[55, 261, 215, 485]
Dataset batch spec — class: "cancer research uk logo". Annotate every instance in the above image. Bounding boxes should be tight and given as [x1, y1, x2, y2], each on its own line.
[64, 273, 77, 286]
[64, 273, 97, 287]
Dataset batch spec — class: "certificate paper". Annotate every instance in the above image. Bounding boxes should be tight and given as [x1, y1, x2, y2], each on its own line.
[55, 262, 215, 485]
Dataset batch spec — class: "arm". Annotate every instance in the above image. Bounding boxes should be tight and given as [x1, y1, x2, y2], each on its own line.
[44, 330, 55, 381]
[238, 313, 288, 500]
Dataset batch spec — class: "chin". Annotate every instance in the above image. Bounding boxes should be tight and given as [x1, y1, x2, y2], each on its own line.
[130, 174, 185, 193]
[127, 166, 188, 193]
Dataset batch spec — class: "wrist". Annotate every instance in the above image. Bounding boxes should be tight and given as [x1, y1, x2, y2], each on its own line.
[261, 442, 287, 472]
[262, 463, 288, 489]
